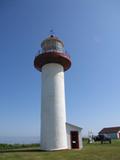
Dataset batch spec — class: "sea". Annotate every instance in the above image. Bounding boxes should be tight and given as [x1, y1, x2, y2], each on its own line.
[0, 136, 40, 144]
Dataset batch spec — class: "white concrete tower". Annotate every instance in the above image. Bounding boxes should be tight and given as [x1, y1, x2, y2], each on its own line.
[34, 35, 71, 151]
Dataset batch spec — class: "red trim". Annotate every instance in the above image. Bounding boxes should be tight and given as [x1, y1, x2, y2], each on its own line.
[34, 51, 71, 72]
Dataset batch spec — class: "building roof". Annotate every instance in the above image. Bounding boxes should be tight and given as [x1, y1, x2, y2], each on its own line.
[99, 127, 120, 134]
[66, 122, 82, 130]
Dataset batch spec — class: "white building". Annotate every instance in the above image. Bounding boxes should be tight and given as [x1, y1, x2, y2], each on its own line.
[34, 35, 83, 151]
[99, 127, 120, 139]
[66, 123, 83, 149]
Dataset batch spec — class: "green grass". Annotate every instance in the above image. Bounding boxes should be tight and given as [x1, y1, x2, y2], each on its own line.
[0, 143, 40, 150]
[0, 140, 120, 160]
[0, 144, 40, 151]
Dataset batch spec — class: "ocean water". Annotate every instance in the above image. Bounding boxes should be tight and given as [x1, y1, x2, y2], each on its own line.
[0, 136, 40, 144]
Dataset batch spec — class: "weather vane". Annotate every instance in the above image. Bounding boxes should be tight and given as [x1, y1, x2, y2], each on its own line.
[49, 29, 55, 36]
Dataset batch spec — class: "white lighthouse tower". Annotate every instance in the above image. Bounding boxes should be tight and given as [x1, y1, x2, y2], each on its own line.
[34, 35, 71, 151]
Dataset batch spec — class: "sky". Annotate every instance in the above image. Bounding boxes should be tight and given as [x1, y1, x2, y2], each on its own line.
[0, 0, 120, 138]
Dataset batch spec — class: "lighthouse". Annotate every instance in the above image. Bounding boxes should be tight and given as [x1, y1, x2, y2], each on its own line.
[34, 35, 71, 151]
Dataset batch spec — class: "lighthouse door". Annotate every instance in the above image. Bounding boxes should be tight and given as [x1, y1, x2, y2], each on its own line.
[70, 131, 79, 149]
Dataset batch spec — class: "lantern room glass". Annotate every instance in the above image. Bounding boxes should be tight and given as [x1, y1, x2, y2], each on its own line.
[41, 39, 64, 53]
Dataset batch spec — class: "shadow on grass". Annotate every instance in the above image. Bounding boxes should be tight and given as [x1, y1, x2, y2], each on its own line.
[0, 148, 46, 153]
[0, 148, 71, 153]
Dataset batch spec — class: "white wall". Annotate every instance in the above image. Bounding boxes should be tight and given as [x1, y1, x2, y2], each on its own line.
[117, 131, 120, 139]
[66, 123, 83, 149]
[40, 63, 67, 150]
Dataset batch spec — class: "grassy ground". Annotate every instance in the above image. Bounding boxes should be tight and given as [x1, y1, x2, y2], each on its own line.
[0, 140, 120, 160]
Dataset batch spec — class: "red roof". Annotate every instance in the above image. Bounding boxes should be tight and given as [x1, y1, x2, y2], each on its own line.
[99, 127, 120, 134]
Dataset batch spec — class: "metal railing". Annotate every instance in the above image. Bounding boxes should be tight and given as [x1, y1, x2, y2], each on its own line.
[35, 49, 71, 59]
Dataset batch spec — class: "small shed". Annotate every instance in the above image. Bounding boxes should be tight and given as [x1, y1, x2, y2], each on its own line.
[99, 127, 120, 139]
[66, 123, 83, 149]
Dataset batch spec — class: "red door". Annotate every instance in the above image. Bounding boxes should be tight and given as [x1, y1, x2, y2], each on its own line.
[70, 131, 79, 149]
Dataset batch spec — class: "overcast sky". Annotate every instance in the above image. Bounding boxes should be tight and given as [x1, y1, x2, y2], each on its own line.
[0, 0, 120, 138]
